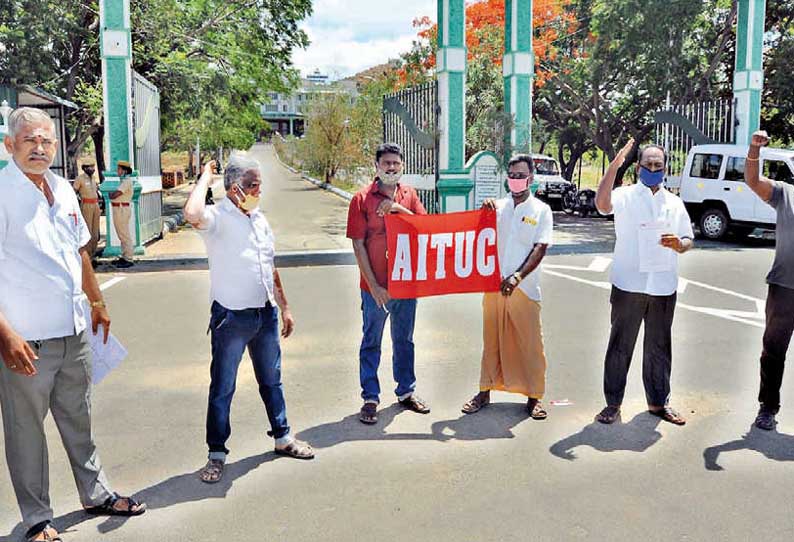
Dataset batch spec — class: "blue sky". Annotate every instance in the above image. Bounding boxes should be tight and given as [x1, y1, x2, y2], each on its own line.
[292, 0, 437, 79]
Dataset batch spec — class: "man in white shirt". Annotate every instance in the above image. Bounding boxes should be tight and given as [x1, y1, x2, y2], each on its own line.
[184, 155, 314, 485]
[594, 141, 694, 426]
[0, 108, 145, 542]
[461, 155, 553, 420]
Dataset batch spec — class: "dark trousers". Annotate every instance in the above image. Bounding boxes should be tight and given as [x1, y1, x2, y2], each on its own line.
[759, 283, 794, 413]
[206, 301, 290, 456]
[603, 286, 677, 407]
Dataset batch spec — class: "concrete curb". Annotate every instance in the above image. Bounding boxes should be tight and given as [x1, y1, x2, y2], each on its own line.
[272, 146, 354, 201]
[300, 174, 353, 201]
[97, 249, 358, 273]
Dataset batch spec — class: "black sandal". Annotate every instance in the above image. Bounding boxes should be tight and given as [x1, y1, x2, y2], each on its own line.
[85, 493, 147, 516]
[528, 398, 548, 420]
[360, 402, 378, 424]
[26, 522, 62, 542]
[596, 405, 621, 424]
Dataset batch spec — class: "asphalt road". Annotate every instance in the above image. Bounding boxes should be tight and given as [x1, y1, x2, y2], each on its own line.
[2, 242, 793, 541]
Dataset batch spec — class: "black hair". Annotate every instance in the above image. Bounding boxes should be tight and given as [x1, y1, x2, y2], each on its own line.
[375, 142, 404, 163]
[638, 144, 668, 165]
[507, 154, 535, 174]
[118, 165, 133, 175]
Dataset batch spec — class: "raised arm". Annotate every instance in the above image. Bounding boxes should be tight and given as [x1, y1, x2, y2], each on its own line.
[184, 161, 217, 226]
[596, 138, 635, 215]
[745, 131, 775, 203]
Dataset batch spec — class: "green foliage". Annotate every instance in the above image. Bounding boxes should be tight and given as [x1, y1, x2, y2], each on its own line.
[0, 0, 311, 170]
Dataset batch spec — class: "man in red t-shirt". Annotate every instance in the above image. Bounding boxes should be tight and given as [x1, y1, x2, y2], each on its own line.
[346, 143, 430, 424]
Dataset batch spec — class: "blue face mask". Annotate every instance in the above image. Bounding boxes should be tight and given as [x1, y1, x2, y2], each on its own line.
[639, 166, 664, 187]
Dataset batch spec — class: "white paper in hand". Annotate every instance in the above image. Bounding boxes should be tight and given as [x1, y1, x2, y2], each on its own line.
[89, 326, 128, 385]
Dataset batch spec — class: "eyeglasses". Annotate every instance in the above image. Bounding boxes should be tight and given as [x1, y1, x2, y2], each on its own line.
[507, 172, 531, 179]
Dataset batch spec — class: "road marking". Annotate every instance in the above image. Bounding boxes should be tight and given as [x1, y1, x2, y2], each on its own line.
[543, 268, 765, 329]
[544, 256, 612, 273]
[100, 277, 126, 291]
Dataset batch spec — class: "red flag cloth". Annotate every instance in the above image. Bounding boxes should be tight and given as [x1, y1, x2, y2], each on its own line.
[385, 210, 502, 299]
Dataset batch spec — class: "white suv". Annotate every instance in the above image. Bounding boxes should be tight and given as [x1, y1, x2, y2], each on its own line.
[532, 155, 573, 210]
[678, 144, 794, 240]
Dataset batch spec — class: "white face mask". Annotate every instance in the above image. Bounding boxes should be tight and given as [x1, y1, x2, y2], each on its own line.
[233, 184, 260, 212]
[378, 170, 402, 186]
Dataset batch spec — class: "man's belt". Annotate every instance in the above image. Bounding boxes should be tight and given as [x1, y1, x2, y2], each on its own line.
[111, 202, 130, 207]
[81, 198, 99, 204]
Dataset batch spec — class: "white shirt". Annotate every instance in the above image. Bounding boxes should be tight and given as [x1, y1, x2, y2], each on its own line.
[0, 160, 91, 340]
[495, 195, 553, 302]
[198, 198, 276, 310]
[609, 184, 694, 296]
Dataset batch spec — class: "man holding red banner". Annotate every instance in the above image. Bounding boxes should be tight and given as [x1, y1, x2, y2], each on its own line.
[461, 155, 553, 419]
[347, 143, 431, 425]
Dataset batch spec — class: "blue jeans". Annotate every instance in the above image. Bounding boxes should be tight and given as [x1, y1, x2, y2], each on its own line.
[206, 301, 290, 456]
[359, 290, 417, 403]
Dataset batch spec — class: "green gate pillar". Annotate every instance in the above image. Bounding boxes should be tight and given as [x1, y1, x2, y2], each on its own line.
[733, 0, 766, 146]
[436, 0, 473, 212]
[503, 0, 534, 156]
[99, 0, 144, 257]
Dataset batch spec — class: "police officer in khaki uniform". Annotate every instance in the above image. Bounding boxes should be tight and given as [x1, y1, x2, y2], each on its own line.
[73, 163, 101, 263]
[109, 160, 135, 268]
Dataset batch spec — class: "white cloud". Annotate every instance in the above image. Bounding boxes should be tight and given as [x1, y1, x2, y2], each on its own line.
[292, 0, 436, 78]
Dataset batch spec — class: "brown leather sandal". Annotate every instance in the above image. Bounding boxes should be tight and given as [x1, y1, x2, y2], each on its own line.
[360, 402, 378, 424]
[462, 392, 490, 414]
[199, 459, 225, 484]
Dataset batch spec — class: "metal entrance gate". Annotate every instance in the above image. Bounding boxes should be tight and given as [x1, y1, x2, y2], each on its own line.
[382, 81, 440, 213]
[654, 99, 735, 187]
[132, 71, 163, 244]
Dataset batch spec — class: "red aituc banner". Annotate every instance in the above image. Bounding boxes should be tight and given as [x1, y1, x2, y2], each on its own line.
[385, 210, 502, 299]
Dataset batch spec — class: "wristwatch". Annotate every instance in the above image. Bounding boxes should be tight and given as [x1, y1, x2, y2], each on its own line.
[511, 272, 523, 283]
[90, 300, 106, 309]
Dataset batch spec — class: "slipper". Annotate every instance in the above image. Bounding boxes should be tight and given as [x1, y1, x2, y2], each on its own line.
[199, 459, 225, 484]
[462, 393, 490, 414]
[275, 439, 315, 459]
[360, 402, 378, 424]
[528, 398, 548, 420]
[649, 406, 686, 426]
[85, 493, 146, 516]
[26, 523, 62, 542]
[399, 395, 431, 414]
[596, 405, 621, 424]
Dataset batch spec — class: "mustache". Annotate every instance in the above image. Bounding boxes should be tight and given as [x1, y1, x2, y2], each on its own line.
[28, 152, 49, 160]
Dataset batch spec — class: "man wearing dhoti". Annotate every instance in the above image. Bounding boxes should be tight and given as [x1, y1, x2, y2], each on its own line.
[462, 154, 553, 419]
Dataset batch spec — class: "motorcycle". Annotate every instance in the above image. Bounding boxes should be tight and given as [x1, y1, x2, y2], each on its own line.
[561, 184, 598, 218]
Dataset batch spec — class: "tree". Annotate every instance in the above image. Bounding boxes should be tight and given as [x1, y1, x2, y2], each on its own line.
[0, 0, 312, 174]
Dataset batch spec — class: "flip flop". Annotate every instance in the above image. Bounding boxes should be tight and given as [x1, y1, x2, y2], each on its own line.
[649, 406, 686, 426]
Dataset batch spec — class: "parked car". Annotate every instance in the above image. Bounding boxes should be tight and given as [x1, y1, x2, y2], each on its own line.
[676, 144, 794, 240]
[532, 155, 574, 210]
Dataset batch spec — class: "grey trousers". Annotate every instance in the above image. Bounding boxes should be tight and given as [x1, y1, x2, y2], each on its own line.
[603, 286, 677, 407]
[0, 332, 114, 529]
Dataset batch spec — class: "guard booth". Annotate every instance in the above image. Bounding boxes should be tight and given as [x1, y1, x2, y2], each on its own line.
[0, 85, 78, 174]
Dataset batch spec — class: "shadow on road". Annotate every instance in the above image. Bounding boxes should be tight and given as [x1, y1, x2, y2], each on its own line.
[296, 402, 532, 449]
[549, 413, 662, 460]
[1, 453, 275, 541]
[703, 425, 794, 471]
